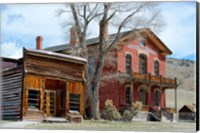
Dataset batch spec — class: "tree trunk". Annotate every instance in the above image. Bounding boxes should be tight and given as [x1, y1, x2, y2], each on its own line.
[90, 53, 105, 119]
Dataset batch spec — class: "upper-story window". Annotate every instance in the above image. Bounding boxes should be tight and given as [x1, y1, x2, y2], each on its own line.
[154, 60, 159, 77]
[88, 55, 95, 76]
[139, 54, 147, 74]
[139, 40, 146, 47]
[126, 54, 132, 73]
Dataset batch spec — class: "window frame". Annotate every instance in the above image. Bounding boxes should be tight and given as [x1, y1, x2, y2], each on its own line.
[154, 60, 159, 77]
[154, 90, 160, 107]
[125, 85, 132, 105]
[139, 54, 147, 74]
[125, 53, 132, 74]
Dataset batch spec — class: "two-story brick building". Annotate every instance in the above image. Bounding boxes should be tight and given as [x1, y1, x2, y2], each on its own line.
[45, 24, 177, 121]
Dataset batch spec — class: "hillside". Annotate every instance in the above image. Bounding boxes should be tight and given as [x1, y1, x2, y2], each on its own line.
[166, 58, 196, 92]
[165, 58, 196, 110]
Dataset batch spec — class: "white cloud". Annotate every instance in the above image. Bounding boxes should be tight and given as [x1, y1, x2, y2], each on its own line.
[1, 2, 196, 60]
[1, 41, 23, 59]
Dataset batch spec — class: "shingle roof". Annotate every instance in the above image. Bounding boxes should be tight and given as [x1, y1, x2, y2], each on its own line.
[44, 30, 134, 52]
[44, 28, 172, 55]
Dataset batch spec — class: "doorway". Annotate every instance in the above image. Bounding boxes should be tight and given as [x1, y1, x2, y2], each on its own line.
[44, 78, 66, 117]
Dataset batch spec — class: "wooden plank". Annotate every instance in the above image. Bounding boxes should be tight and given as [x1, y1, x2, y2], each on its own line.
[24, 54, 84, 81]
[1, 69, 22, 121]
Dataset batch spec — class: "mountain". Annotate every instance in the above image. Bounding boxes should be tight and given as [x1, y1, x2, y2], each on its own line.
[166, 58, 196, 92]
[165, 58, 196, 110]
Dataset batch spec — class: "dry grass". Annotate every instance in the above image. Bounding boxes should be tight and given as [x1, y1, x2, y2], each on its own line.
[25, 120, 196, 132]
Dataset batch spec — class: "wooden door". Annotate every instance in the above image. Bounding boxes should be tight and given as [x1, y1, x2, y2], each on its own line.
[43, 90, 56, 117]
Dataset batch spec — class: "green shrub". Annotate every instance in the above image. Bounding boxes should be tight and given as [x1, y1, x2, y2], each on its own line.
[101, 99, 121, 121]
[122, 101, 143, 122]
[122, 110, 133, 122]
[131, 101, 143, 116]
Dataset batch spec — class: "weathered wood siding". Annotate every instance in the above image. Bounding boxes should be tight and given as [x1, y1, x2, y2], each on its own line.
[23, 75, 43, 115]
[66, 81, 84, 115]
[24, 54, 85, 81]
[1, 67, 22, 120]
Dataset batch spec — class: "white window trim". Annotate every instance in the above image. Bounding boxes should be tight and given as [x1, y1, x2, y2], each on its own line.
[138, 51, 149, 58]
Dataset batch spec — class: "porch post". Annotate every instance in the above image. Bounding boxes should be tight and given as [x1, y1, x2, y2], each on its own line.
[131, 81, 134, 103]
[173, 77, 177, 122]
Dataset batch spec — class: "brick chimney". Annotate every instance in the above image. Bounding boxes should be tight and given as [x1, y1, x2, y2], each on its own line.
[70, 26, 79, 47]
[36, 36, 43, 50]
[99, 21, 109, 39]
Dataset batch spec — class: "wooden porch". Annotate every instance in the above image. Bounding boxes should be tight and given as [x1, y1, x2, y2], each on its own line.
[132, 72, 177, 88]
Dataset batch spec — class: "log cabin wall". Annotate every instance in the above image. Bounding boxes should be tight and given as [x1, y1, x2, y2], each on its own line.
[1, 67, 23, 120]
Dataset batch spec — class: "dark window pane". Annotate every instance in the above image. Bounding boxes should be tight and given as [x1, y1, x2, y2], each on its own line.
[126, 87, 131, 105]
[69, 94, 80, 112]
[28, 90, 40, 110]
[154, 61, 159, 76]
[139, 54, 147, 74]
[126, 54, 132, 73]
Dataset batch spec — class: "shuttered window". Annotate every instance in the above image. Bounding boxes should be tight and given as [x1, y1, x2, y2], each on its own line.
[139, 54, 147, 74]
[69, 94, 80, 112]
[126, 54, 132, 73]
[154, 60, 159, 77]
[28, 90, 40, 110]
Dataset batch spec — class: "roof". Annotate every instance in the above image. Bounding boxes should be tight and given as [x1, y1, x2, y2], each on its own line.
[24, 48, 87, 64]
[1, 57, 22, 70]
[44, 28, 172, 55]
[45, 30, 133, 52]
[179, 105, 196, 113]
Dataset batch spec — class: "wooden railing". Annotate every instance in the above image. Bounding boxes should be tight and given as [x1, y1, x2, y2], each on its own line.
[132, 72, 176, 86]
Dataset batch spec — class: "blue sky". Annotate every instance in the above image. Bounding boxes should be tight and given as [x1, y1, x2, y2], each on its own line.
[0, 2, 196, 61]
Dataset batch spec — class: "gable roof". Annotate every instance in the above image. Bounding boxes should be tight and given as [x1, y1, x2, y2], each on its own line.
[45, 28, 172, 55]
[179, 105, 196, 113]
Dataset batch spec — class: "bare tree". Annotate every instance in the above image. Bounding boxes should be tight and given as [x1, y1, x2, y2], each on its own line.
[58, 2, 165, 119]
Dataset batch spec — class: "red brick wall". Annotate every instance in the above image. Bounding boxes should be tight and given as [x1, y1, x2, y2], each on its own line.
[117, 38, 166, 77]
[87, 36, 167, 111]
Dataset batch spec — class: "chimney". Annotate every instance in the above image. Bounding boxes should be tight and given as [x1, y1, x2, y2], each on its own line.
[99, 21, 109, 39]
[36, 36, 43, 50]
[70, 26, 79, 47]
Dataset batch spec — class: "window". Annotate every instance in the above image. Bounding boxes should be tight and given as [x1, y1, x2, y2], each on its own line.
[125, 86, 132, 105]
[126, 54, 132, 73]
[154, 60, 159, 77]
[139, 40, 145, 47]
[88, 55, 95, 76]
[28, 90, 40, 110]
[154, 90, 160, 106]
[69, 94, 80, 112]
[139, 54, 147, 74]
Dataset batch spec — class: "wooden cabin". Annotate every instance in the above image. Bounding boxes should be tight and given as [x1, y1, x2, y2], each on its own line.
[1, 47, 87, 121]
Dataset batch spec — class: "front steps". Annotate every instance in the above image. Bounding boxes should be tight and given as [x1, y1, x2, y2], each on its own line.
[23, 110, 44, 122]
